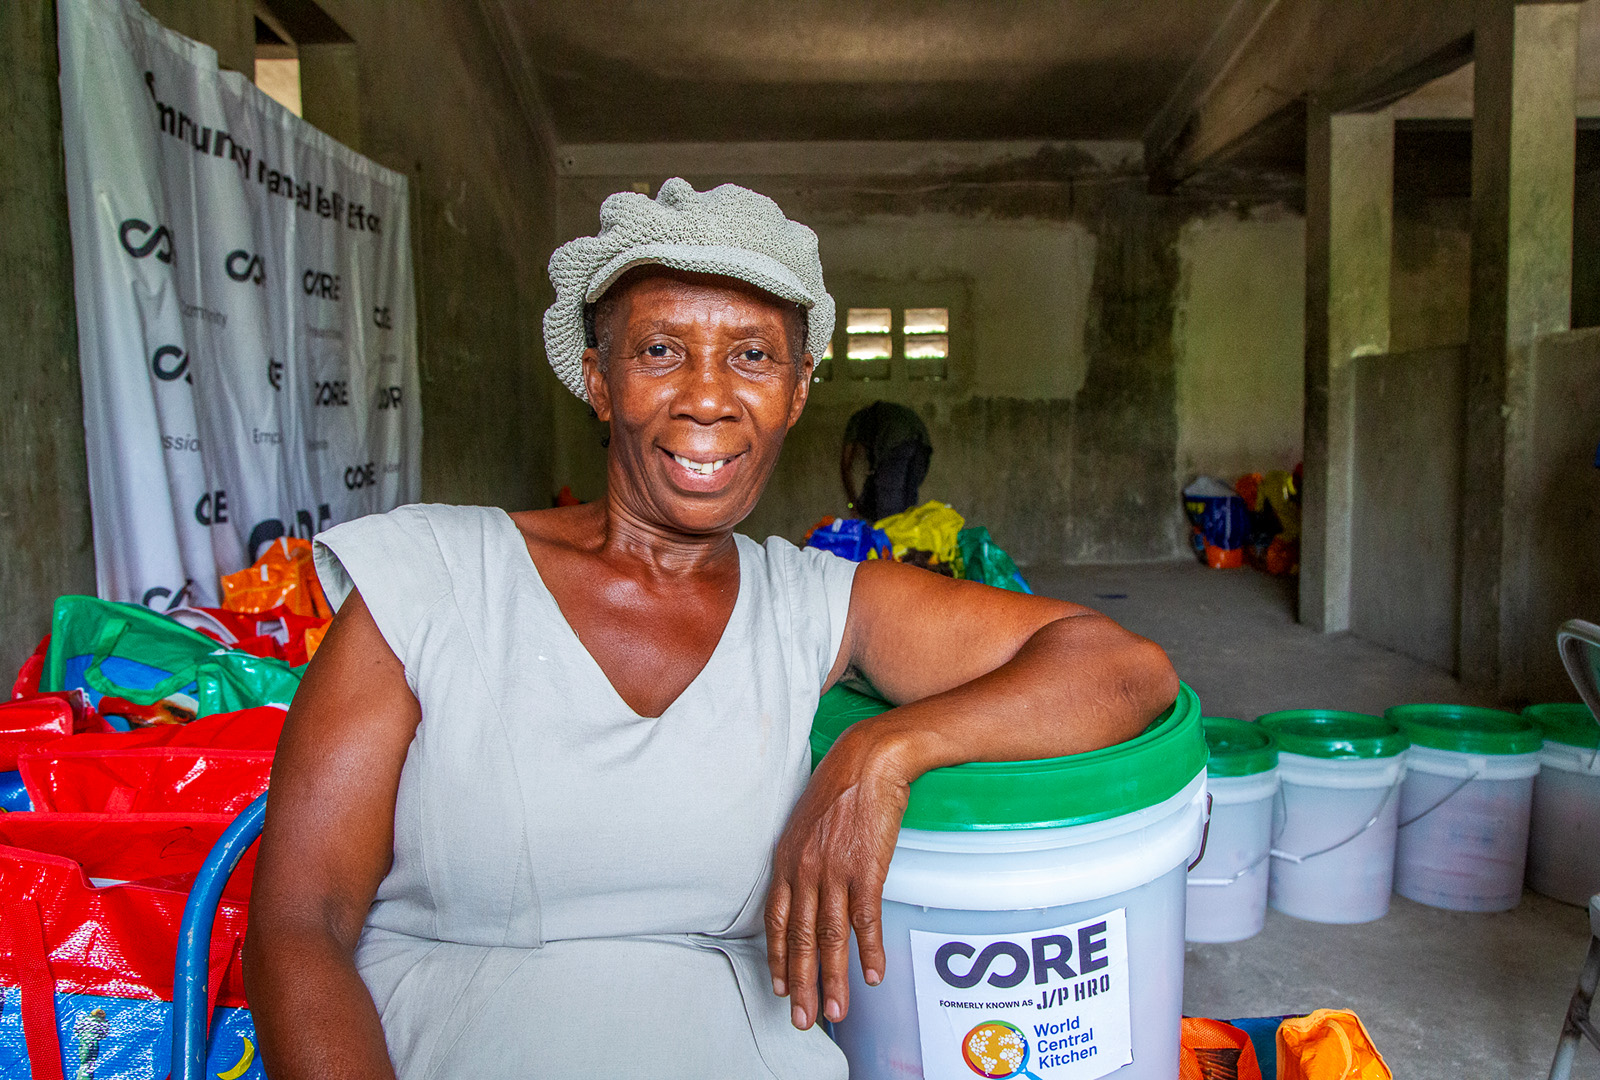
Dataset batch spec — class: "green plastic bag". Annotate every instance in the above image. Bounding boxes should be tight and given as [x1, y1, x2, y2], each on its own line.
[43, 595, 304, 715]
[194, 651, 303, 716]
[956, 527, 1033, 594]
[44, 596, 220, 706]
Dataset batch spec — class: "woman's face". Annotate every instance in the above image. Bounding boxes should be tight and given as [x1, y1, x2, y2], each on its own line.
[583, 269, 813, 536]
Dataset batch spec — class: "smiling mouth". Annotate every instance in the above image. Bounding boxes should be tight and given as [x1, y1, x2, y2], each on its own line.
[669, 451, 738, 476]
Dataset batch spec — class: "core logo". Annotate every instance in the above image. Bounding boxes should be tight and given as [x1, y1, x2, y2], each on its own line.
[344, 462, 377, 489]
[376, 386, 402, 409]
[373, 305, 393, 329]
[151, 344, 191, 384]
[119, 218, 173, 263]
[249, 505, 332, 561]
[267, 356, 284, 391]
[141, 579, 193, 612]
[313, 379, 349, 406]
[226, 249, 265, 285]
[303, 269, 341, 301]
[933, 923, 1109, 990]
[194, 489, 229, 526]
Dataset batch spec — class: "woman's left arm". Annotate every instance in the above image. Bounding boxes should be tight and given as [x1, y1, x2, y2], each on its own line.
[766, 558, 1178, 1032]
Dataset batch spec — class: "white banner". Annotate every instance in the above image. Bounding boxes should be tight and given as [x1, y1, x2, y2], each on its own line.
[57, 0, 420, 611]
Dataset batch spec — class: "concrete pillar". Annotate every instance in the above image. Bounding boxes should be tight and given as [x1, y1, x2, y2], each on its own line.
[1461, 1, 1578, 694]
[0, 0, 97, 678]
[301, 43, 363, 152]
[1301, 107, 1393, 633]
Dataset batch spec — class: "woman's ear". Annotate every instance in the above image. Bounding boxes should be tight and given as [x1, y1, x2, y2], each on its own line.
[787, 352, 814, 430]
[581, 348, 611, 421]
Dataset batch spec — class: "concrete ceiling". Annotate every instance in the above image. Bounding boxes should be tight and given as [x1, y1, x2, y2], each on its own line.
[476, 0, 1240, 144]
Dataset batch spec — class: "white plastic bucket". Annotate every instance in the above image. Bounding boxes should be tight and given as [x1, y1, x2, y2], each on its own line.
[1187, 769, 1278, 943]
[1524, 704, 1600, 906]
[811, 684, 1207, 1080]
[1268, 753, 1405, 923]
[1387, 705, 1542, 913]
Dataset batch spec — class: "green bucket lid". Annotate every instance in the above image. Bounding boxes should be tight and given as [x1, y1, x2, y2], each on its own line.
[1202, 717, 1278, 777]
[1383, 704, 1541, 755]
[1522, 703, 1600, 749]
[810, 681, 1205, 831]
[1256, 710, 1408, 760]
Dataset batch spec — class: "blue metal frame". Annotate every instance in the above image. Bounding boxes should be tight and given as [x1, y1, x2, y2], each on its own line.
[171, 793, 267, 1080]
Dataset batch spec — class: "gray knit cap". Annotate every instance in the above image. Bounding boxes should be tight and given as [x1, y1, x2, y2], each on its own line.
[544, 178, 835, 402]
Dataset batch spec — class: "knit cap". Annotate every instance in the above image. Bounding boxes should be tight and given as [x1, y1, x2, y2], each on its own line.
[543, 178, 835, 402]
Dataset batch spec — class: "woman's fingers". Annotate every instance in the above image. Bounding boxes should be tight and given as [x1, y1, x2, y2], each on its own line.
[849, 880, 887, 990]
[816, 882, 853, 1023]
[785, 876, 821, 1028]
[764, 878, 791, 996]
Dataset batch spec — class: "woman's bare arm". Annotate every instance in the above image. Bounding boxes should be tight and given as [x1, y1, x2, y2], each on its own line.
[244, 590, 419, 1080]
[766, 559, 1178, 1031]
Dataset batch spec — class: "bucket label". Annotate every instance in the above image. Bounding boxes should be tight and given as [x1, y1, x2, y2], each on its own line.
[908, 910, 1132, 1080]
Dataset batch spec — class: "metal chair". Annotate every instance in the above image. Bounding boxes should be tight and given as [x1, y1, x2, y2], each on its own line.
[171, 792, 267, 1080]
[1547, 620, 1600, 1079]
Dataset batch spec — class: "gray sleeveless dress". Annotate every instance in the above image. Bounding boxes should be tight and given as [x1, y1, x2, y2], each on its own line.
[312, 504, 856, 1080]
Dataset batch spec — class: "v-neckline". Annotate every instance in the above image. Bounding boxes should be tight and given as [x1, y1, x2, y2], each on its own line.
[494, 508, 747, 720]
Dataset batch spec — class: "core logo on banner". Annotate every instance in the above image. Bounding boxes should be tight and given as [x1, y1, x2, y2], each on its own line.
[58, 0, 420, 607]
[909, 911, 1133, 1080]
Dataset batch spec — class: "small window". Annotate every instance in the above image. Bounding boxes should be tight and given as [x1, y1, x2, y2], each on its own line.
[812, 338, 834, 384]
[845, 308, 892, 380]
[254, 16, 302, 116]
[902, 307, 949, 381]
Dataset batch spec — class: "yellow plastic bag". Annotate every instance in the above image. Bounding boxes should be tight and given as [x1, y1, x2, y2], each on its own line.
[1278, 1009, 1391, 1080]
[220, 537, 331, 619]
[874, 501, 965, 567]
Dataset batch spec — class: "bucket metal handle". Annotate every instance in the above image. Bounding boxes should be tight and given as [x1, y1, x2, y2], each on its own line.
[1397, 769, 1483, 829]
[1186, 792, 1214, 873]
[1269, 774, 1402, 866]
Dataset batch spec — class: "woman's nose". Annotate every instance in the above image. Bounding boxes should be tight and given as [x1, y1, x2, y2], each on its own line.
[671, 352, 739, 423]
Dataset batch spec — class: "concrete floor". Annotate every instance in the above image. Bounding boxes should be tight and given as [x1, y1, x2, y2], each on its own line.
[1028, 560, 1596, 1079]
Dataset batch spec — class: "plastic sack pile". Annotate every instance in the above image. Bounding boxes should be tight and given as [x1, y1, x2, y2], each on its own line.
[1183, 468, 1301, 574]
[804, 500, 1033, 594]
[0, 539, 326, 1078]
[1181, 1011, 1392, 1080]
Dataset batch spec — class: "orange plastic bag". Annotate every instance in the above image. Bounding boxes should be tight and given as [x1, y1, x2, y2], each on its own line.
[220, 537, 331, 619]
[1278, 1009, 1391, 1080]
[1181, 1017, 1264, 1080]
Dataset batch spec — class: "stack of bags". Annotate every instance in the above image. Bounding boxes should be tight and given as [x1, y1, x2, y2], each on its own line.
[0, 538, 331, 1078]
[804, 500, 1033, 594]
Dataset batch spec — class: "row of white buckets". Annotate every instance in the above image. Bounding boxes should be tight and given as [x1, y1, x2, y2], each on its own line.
[807, 684, 1599, 1079]
[810, 683, 1208, 1080]
[1188, 702, 1599, 945]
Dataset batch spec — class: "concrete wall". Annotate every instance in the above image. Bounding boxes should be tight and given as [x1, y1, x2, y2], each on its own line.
[0, 0, 556, 677]
[1349, 346, 1465, 673]
[1391, 196, 1471, 352]
[0, 0, 97, 677]
[1173, 210, 1306, 483]
[551, 147, 1306, 566]
[1500, 327, 1600, 701]
[315, 0, 559, 509]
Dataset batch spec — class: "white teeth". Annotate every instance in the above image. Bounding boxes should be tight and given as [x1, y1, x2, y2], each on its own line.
[673, 453, 729, 476]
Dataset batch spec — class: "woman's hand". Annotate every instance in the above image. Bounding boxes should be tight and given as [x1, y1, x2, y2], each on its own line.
[765, 719, 912, 1031]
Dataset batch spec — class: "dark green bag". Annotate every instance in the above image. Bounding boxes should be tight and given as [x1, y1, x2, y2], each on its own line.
[43, 596, 303, 714]
[956, 527, 1033, 594]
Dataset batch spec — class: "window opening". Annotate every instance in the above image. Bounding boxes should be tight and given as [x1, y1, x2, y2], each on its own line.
[845, 307, 892, 381]
[902, 307, 949, 382]
[254, 15, 301, 116]
[812, 338, 834, 384]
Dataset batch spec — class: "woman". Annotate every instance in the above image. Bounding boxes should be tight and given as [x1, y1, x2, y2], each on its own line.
[244, 179, 1177, 1079]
